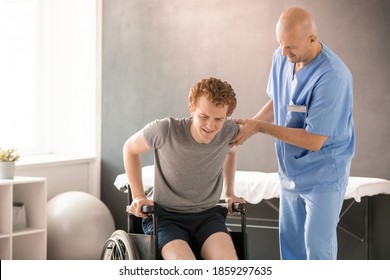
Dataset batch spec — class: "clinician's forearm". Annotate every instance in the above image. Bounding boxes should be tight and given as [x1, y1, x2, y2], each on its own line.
[253, 99, 274, 123]
[259, 122, 328, 151]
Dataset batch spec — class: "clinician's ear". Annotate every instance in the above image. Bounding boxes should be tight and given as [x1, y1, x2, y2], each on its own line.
[309, 34, 317, 44]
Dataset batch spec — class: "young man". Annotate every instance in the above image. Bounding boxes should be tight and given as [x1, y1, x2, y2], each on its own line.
[123, 77, 245, 260]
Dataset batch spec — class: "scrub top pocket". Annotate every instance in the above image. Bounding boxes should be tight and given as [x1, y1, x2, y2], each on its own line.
[289, 147, 340, 191]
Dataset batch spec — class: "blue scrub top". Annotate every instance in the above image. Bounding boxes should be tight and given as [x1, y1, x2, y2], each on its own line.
[267, 43, 355, 192]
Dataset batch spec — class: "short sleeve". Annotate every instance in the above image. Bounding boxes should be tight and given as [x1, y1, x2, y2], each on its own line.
[305, 72, 353, 137]
[142, 118, 170, 149]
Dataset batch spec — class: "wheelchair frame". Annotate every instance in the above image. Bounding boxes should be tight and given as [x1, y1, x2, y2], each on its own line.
[100, 183, 247, 260]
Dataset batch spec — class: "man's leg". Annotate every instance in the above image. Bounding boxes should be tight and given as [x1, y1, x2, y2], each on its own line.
[143, 207, 195, 260]
[161, 239, 196, 260]
[279, 189, 307, 260]
[200, 232, 238, 260]
[303, 188, 346, 260]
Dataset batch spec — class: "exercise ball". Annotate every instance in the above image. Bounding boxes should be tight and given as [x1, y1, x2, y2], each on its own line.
[47, 191, 115, 259]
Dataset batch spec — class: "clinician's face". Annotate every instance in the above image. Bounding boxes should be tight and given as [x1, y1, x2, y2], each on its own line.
[277, 30, 313, 65]
[189, 95, 228, 144]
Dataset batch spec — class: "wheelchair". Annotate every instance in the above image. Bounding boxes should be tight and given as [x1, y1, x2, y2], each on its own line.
[100, 183, 247, 260]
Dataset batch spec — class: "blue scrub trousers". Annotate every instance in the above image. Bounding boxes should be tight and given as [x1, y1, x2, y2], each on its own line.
[279, 187, 346, 260]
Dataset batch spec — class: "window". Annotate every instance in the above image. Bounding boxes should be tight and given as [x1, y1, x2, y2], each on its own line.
[0, 0, 97, 157]
[0, 0, 43, 154]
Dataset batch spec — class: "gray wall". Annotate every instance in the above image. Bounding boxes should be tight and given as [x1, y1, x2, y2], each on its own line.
[101, 0, 390, 258]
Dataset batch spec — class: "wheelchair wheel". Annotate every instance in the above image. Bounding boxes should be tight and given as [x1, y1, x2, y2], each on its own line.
[100, 230, 138, 260]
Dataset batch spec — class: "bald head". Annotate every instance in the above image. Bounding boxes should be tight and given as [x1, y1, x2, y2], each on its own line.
[276, 7, 317, 40]
[275, 7, 322, 68]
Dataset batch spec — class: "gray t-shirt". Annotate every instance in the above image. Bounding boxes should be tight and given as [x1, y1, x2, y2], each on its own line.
[142, 117, 240, 213]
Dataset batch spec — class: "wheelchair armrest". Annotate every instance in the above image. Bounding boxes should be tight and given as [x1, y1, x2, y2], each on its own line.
[126, 204, 155, 214]
[141, 205, 155, 214]
[217, 201, 247, 213]
[232, 202, 247, 213]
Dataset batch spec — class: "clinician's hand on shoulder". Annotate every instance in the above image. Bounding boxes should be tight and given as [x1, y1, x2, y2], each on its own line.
[230, 119, 261, 146]
[129, 195, 154, 219]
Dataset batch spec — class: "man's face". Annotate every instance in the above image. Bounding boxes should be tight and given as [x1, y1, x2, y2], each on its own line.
[277, 31, 312, 65]
[190, 95, 228, 144]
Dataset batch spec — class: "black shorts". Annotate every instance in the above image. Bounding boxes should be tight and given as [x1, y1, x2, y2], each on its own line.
[142, 205, 229, 258]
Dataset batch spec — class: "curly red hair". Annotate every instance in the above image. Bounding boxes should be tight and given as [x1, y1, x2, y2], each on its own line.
[188, 77, 237, 116]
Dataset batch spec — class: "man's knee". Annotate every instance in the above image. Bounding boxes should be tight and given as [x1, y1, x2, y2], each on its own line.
[201, 232, 238, 260]
[161, 239, 196, 260]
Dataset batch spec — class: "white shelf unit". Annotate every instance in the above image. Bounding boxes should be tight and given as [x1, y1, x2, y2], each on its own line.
[0, 177, 47, 260]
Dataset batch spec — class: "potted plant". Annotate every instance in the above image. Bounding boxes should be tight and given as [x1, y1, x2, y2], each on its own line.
[0, 147, 20, 179]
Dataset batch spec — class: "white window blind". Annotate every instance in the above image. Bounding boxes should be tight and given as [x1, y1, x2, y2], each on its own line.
[0, 0, 43, 154]
[0, 0, 97, 158]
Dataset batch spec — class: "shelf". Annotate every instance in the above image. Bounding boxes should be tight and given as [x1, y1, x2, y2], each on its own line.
[12, 228, 46, 236]
[0, 177, 47, 260]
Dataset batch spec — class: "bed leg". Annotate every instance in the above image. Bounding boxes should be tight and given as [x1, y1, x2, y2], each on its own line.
[365, 197, 370, 259]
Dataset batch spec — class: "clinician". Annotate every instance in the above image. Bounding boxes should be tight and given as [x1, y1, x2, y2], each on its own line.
[231, 7, 355, 259]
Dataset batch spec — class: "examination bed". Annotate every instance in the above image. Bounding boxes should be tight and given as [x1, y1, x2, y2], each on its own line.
[115, 165, 390, 259]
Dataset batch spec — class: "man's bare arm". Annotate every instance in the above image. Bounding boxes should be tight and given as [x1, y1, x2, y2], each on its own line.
[123, 130, 153, 217]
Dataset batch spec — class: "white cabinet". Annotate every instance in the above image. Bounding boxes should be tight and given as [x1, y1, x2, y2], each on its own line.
[0, 177, 47, 259]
